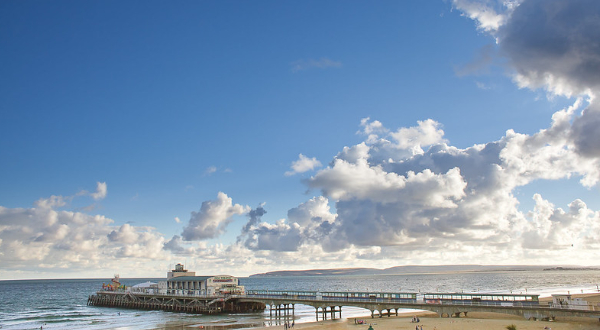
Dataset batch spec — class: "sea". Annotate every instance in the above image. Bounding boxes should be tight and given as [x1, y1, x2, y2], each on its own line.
[1, 270, 600, 330]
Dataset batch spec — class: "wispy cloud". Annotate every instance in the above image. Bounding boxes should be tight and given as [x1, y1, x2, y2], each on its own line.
[203, 166, 232, 176]
[475, 81, 491, 90]
[204, 166, 218, 176]
[290, 58, 342, 73]
[74, 181, 108, 201]
[455, 44, 495, 77]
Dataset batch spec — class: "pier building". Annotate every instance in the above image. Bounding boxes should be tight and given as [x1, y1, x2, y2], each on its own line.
[166, 275, 244, 295]
[88, 264, 256, 314]
[163, 263, 245, 295]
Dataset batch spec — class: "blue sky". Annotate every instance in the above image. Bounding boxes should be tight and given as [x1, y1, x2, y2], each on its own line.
[1, 0, 599, 279]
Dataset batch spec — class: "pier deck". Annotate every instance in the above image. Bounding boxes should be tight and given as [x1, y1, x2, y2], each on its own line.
[87, 291, 265, 314]
[239, 291, 600, 321]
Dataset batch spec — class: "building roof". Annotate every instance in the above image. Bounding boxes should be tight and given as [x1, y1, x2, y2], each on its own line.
[167, 276, 213, 282]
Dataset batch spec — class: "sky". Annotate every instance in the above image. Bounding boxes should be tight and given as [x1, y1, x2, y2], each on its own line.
[1, 0, 599, 280]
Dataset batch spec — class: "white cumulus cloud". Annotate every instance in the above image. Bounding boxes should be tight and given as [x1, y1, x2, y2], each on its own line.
[285, 154, 323, 176]
[453, 0, 513, 32]
[181, 192, 250, 241]
[90, 182, 107, 200]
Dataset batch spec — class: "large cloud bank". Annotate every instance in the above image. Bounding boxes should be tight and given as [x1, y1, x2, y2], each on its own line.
[0, 184, 168, 277]
[240, 104, 600, 264]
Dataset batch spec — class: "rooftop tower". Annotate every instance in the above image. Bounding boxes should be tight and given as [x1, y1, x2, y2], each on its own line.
[167, 263, 196, 280]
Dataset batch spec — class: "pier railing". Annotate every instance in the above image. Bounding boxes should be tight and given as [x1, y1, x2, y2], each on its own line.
[240, 292, 600, 312]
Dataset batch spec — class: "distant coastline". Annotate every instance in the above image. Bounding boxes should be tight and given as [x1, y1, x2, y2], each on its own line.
[250, 265, 600, 277]
[543, 266, 600, 271]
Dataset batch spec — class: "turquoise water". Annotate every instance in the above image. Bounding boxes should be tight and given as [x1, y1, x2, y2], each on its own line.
[1, 271, 599, 329]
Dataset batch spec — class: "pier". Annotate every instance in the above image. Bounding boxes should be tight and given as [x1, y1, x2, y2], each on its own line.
[239, 290, 600, 322]
[87, 291, 265, 314]
[88, 289, 600, 322]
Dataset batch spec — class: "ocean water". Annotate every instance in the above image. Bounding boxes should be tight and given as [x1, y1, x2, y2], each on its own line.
[1, 270, 600, 330]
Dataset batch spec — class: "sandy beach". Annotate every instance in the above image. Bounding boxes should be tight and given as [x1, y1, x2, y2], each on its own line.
[156, 293, 600, 330]
[282, 311, 600, 330]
